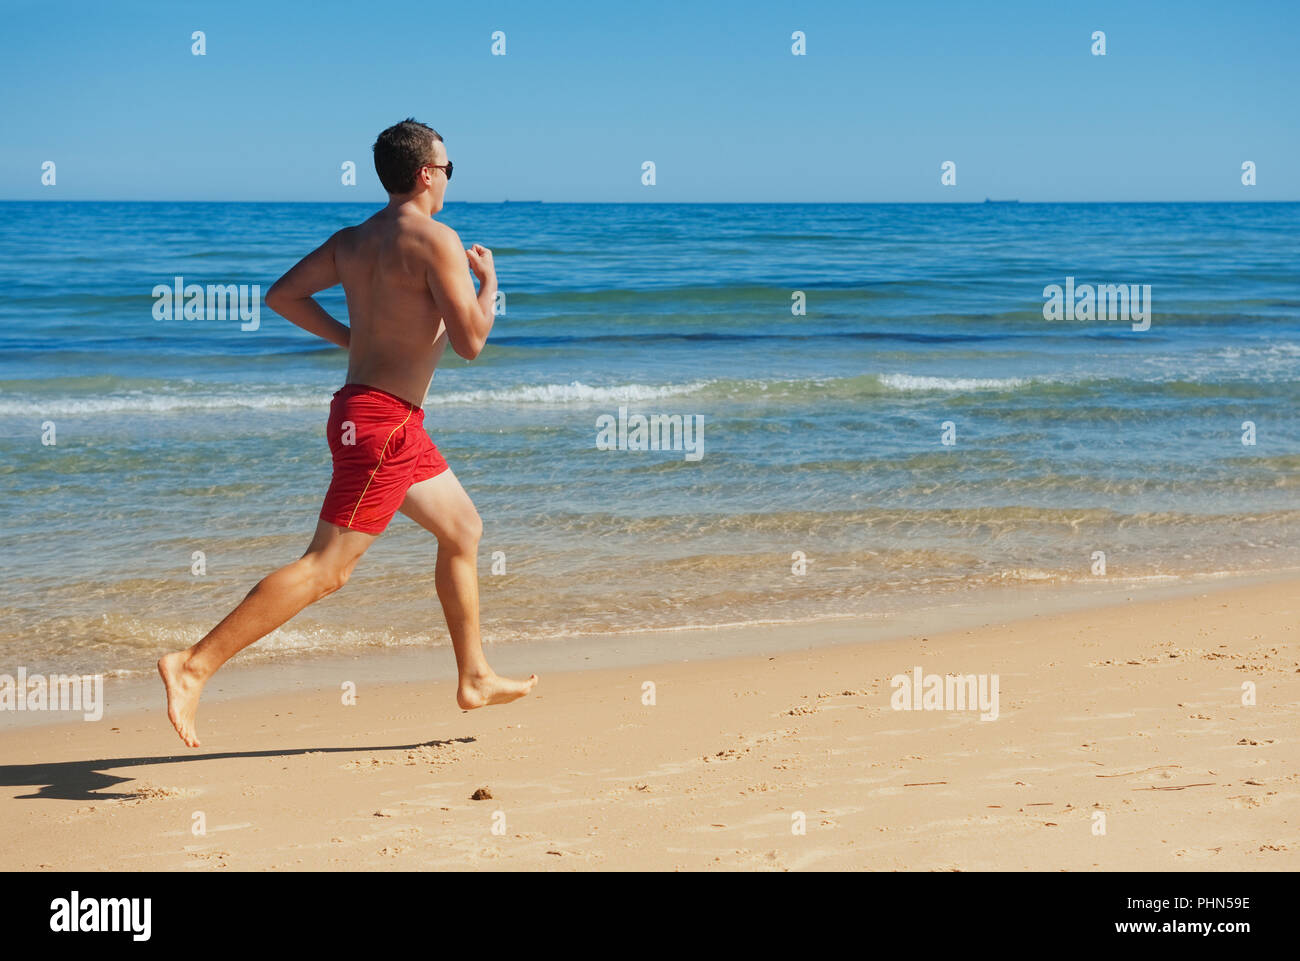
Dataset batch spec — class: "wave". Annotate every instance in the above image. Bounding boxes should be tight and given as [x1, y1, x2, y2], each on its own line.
[0, 374, 1036, 416]
[508, 283, 908, 305]
[0, 381, 717, 415]
[0, 390, 328, 415]
[876, 373, 1033, 392]
[1, 369, 1294, 416]
[437, 381, 713, 405]
[526, 505, 1300, 537]
[490, 329, 1014, 347]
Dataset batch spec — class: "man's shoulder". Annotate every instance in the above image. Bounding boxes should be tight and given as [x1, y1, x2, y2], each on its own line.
[326, 223, 360, 250]
[421, 217, 460, 242]
[407, 217, 461, 260]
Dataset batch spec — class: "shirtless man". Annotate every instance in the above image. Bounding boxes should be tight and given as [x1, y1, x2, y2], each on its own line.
[158, 118, 536, 748]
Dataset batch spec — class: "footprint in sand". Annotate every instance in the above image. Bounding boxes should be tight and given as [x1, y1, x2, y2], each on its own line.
[1098, 765, 1182, 783]
[1174, 847, 1222, 860]
[703, 747, 750, 762]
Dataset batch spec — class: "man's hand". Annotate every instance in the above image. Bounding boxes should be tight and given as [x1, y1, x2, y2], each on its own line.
[466, 244, 495, 286]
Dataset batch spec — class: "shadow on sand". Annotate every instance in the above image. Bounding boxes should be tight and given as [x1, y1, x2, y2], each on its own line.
[0, 738, 477, 801]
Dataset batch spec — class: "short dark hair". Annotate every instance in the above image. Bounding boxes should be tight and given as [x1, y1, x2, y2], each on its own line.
[372, 119, 443, 194]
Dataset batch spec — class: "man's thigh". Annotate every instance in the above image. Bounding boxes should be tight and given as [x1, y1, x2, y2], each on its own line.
[397, 469, 479, 541]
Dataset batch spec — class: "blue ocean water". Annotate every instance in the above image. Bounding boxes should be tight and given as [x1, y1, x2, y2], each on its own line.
[1, 201, 1297, 675]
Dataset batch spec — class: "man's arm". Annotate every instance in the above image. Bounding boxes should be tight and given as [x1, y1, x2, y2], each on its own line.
[426, 226, 495, 360]
[265, 231, 351, 349]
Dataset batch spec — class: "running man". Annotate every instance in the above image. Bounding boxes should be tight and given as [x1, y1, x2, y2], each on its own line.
[159, 119, 537, 747]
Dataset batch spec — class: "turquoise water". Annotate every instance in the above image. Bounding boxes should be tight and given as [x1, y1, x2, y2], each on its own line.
[1, 201, 1297, 675]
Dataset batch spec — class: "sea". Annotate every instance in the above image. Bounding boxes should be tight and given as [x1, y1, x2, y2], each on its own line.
[1, 200, 1297, 678]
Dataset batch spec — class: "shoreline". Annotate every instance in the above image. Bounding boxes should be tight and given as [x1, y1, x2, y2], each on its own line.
[2, 571, 1296, 870]
[4, 566, 1295, 731]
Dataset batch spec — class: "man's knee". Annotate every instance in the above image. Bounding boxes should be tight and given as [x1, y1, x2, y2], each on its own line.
[441, 508, 482, 552]
[307, 557, 352, 599]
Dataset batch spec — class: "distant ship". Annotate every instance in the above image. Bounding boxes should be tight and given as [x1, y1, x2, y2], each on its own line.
[502, 200, 543, 204]
[983, 198, 1020, 204]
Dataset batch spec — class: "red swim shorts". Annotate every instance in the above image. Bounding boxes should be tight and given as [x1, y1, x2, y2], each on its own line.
[319, 383, 449, 535]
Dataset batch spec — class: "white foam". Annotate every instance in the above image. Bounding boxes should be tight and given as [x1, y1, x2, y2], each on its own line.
[0, 391, 324, 416]
[0, 380, 714, 416]
[426, 380, 711, 406]
[877, 373, 1035, 392]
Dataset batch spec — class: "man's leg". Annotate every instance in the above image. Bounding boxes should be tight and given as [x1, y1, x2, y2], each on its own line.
[397, 469, 537, 708]
[158, 519, 377, 746]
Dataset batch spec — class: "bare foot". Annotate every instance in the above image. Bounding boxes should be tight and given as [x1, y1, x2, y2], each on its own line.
[457, 671, 538, 710]
[157, 651, 205, 747]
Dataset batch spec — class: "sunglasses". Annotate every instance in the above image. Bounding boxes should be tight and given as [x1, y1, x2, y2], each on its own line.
[426, 161, 453, 182]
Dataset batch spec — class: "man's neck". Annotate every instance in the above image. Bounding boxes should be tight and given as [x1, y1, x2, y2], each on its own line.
[385, 193, 436, 218]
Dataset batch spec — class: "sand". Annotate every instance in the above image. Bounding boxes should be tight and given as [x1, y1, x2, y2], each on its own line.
[1, 575, 1297, 871]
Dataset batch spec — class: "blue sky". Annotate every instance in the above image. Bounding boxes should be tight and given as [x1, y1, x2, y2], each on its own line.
[1, 0, 1296, 201]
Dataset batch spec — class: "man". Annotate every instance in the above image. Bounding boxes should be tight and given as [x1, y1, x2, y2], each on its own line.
[158, 119, 537, 748]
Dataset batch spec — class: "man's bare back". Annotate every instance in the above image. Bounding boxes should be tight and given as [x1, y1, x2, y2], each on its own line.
[157, 120, 534, 748]
[335, 211, 453, 406]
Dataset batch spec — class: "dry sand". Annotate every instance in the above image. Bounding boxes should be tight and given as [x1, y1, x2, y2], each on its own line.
[2, 575, 1297, 871]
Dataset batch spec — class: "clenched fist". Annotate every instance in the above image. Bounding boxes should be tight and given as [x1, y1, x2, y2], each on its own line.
[465, 243, 495, 285]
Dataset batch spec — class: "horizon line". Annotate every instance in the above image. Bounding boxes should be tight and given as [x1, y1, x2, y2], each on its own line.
[3, 198, 1297, 205]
